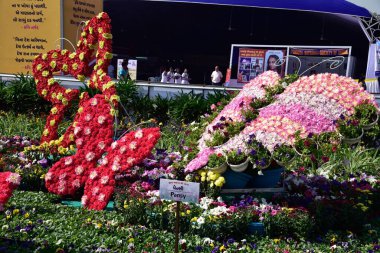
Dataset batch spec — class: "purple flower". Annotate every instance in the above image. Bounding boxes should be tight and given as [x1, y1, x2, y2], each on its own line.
[38, 158, 48, 168]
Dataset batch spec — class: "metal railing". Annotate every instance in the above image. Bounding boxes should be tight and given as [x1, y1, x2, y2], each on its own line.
[0, 74, 241, 99]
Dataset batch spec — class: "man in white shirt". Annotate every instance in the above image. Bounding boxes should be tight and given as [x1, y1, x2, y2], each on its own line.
[161, 69, 168, 83]
[181, 68, 190, 84]
[174, 68, 182, 84]
[211, 66, 223, 86]
[167, 67, 174, 83]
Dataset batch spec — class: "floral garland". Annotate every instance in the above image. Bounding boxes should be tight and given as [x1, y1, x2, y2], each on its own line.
[0, 172, 21, 211]
[32, 12, 117, 145]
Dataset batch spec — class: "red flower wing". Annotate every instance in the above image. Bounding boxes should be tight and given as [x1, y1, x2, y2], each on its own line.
[0, 172, 21, 209]
[82, 128, 161, 210]
[45, 95, 114, 196]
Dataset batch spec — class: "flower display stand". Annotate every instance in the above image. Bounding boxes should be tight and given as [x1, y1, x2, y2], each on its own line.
[61, 200, 115, 211]
[222, 170, 253, 189]
[250, 167, 284, 188]
[248, 222, 265, 235]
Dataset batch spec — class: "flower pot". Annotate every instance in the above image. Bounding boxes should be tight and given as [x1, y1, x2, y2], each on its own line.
[209, 162, 227, 174]
[341, 128, 364, 145]
[362, 113, 379, 130]
[248, 222, 265, 235]
[228, 158, 249, 172]
[273, 155, 296, 167]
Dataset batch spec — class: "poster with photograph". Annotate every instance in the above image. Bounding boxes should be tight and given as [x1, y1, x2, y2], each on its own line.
[264, 50, 285, 76]
[376, 39, 380, 77]
[237, 49, 265, 83]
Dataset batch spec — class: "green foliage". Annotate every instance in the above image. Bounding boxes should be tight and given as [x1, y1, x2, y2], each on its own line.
[205, 131, 228, 147]
[272, 144, 296, 166]
[207, 153, 226, 168]
[353, 103, 378, 126]
[336, 116, 363, 139]
[318, 146, 380, 179]
[226, 121, 245, 136]
[2, 74, 50, 114]
[168, 92, 208, 124]
[1, 191, 380, 252]
[116, 78, 139, 107]
[0, 111, 71, 140]
[0, 80, 7, 111]
[264, 208, 315, 240]
[226, 149, 247, 165]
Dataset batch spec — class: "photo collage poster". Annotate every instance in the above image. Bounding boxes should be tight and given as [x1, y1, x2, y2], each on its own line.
[237, 48, 286, 83]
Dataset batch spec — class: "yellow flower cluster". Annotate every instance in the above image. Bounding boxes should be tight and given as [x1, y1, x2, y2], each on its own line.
[198, 170, 225, 187]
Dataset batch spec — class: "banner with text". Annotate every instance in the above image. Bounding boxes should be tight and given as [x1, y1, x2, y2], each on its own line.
[63, 0, 103, 51]
[237, 48, 286, 83]
[290, 48, 349, 56]
[159, 179, 200, 203]
[0, 0, 61, 74]
[376, 40, 380, 77]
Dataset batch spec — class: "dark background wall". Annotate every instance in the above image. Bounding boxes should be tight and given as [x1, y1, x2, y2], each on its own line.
[104, 0, 369, 83]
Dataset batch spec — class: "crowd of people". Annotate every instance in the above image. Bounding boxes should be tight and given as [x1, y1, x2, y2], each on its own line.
[160, 65, 224, 85]
[160, 67, 190, 84]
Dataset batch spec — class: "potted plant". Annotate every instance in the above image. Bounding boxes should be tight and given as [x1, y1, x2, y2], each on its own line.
[293, 133, 318, 156]
[336, 115, 363, 145]
[226, 149, 249, 172]
[272, 144, 297, 167]
[205, 131, 229, 147]
[206, 153, 227, 174]
[353, 103, 379, 130]
[247, 139, 272, 171]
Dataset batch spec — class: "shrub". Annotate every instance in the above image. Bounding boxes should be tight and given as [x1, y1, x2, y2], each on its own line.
[264, 208, 315, 240]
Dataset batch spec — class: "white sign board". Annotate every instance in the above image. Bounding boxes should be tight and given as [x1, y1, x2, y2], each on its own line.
[159, 179, 200, 203]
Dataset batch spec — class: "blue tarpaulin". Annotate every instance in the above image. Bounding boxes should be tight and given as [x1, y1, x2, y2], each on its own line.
[148, 0, 372, 17]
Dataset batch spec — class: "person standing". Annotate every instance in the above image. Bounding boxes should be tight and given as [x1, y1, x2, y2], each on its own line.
[181, 68, 190, 84]
[161, 69, 168, 83]
[108, 63, 115, 78]
[211, 66, 223, 86]
[167, 67, 174, 83]
[174, 68, 182, 84]
[118, 60, 129, 80]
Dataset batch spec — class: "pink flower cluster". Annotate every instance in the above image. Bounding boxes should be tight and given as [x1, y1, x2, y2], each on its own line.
[187, 71, 280, 172]
[185, 148, 214, 173]
[230, 73, 378, 150]
[0, 172, 21, 211]
[282, 73, 377, 113]
[198, 71, 280, 150]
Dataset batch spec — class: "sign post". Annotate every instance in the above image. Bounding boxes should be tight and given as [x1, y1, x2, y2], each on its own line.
[159, 179, 200, 253]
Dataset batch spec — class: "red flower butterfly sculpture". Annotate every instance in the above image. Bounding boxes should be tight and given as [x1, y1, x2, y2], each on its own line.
[0, 172, 21, 211]
[32, 12, 161, 210]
